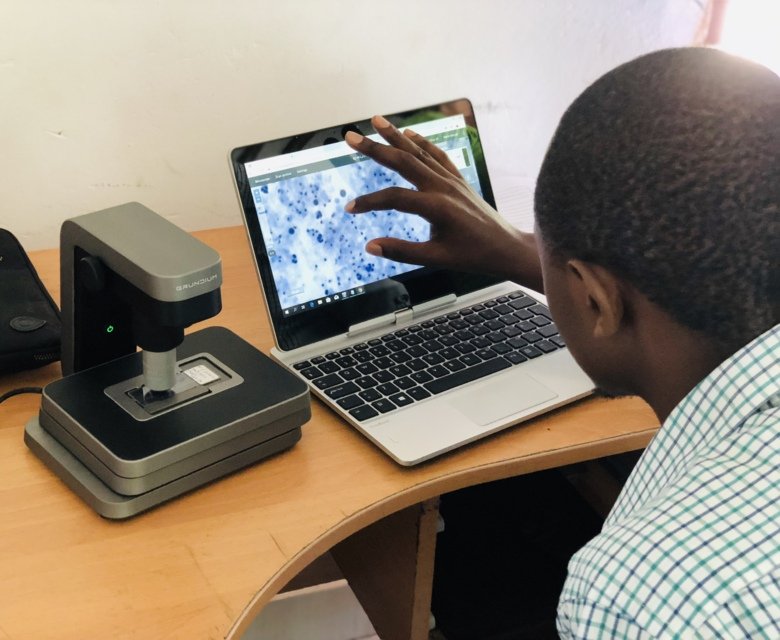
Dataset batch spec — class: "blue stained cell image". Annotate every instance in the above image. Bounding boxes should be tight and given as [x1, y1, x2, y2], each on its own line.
[261, 159, 430, 309]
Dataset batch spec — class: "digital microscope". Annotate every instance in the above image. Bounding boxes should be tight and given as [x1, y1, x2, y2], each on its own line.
[25, 203, 310, 518]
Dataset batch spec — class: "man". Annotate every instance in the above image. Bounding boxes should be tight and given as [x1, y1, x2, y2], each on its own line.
[342, 48, 779, 638]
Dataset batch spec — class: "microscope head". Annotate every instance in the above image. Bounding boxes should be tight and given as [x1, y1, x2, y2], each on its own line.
[60, 203, 222, 391]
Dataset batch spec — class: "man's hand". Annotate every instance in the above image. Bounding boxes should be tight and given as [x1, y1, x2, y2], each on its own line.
[344, 115, 543, 292]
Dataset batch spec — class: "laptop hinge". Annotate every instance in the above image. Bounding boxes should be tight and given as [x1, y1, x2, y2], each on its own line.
[347, 311, 399, 338]
[346, 293, 457, 339]
[411, 293, 458, 317]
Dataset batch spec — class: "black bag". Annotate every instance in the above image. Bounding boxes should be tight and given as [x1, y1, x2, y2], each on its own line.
[0, 229, 61, 375]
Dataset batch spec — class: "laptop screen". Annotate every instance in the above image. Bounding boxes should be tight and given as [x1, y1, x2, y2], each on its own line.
[232, 99, 501, 350]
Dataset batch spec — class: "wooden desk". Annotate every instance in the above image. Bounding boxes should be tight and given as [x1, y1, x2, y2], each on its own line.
[0, 226, 658, 640]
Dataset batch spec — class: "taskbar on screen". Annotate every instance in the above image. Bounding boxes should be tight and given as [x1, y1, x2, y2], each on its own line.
[282, 285, 366, 317]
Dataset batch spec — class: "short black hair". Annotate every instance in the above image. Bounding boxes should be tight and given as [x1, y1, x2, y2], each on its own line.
[535, 47, 779, 353]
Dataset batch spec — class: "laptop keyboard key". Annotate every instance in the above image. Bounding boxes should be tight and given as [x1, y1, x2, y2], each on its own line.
[359, 388, 382, 402]
[422, 339, 444, 352]
[407, 358, 428, 372]
[507, 336, 529, 349]
[444, 359, 466, 372]
[502, 325, 523, 338]
[313, 373, 345, 389]
[350, 405, 379, 421]
[505, 352, 529, 365]
[491, 342, 512, 355]
[389, 351, 412, 364]
[403, 334, 423, 346]
[356, 362, 379, 375]
[370, 369, 392, 384]
[311, 356, 326, 365]
[455, 342, 476, 354]
[551, 336, 566, 348]
[356, 376, 378, 389]
[454, 329, 475, 341]
[411, 370, 434, 384]
[319, 361, 341, 374]
[377, 382, 400, 396]
[536, 340, 558, 353]
[422, 353, 444, 366]
[509, 297, 535, 309]
[375, 356, 394, 369]
[354, 350, 373, 363]
[372, 399, 396, 413]
[394, 376, 416, 390]
[293, 361, 310, 370]
[385, 339, 406, 352]
[337, 394, 363, 410]
[300, 367, 324, 380]
[522, 331, 543, 343]
[428, 365, 450, 378]
[476, 349, 497, 360]
[326, 382, 360, 399]
[440, 347, 460, 360]
[370, 345, 390, 357]
[408, 387, 432, 401]
[537, 323, 559, 338]
[519, 345, 544, 359]
[389, 393, 414, 407]
[459, 354, 481, 367]
[340, 367, 361, 381]
[528, 304, 551, 318]
[406, 345, 427, 358]
[389, 364, 412, 377]
[424, 357, 511, 394]
[335, 356, 357, 368]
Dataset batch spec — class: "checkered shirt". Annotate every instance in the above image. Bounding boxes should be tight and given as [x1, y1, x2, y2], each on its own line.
[557, 324, 780, 639]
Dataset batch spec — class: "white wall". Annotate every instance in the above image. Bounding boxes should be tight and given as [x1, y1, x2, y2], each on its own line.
[1, 0, 705, 250]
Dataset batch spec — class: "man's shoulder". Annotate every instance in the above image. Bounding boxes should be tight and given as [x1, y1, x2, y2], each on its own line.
[559, 406, 779, 638]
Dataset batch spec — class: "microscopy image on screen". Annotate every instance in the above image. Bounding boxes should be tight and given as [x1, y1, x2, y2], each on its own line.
[260, 160, 430, 309]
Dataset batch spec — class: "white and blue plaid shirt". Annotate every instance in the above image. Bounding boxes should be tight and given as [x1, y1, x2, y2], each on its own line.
[558, 324, 780, 639]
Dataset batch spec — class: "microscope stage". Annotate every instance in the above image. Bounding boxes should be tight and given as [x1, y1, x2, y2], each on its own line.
[25, 327, 310, 518]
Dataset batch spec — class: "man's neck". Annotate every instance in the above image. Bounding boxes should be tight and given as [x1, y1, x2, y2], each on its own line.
[631, 304, 728, 423]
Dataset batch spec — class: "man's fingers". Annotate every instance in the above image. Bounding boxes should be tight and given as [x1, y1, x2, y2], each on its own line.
[403, 128, 462, 178]
[372, 116, 456, 180]
[367, 237, 447, 267]
[345, 187, 446, 224]
[345, 130, 438, 190]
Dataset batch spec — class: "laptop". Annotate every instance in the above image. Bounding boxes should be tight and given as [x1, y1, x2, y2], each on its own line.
[230, 98, 593, 465]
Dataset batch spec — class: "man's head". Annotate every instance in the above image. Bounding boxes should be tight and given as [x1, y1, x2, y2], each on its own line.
[535, 47, 779, 398]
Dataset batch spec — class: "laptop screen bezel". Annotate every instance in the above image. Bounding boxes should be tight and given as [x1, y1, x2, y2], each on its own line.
[231, 98, 503, 352]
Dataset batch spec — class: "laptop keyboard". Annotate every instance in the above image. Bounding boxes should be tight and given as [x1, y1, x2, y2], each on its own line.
[293, 290, 565, 421]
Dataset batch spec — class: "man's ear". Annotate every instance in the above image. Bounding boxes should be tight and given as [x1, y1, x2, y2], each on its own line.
[566, 259, 627, 338]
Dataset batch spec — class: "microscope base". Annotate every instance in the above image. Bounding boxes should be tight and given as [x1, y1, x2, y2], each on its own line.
[24, 417, 300, 520]
[24, 327, 310, 519]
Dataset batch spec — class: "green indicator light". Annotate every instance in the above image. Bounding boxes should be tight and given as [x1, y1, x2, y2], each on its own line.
[106, 324, 114, 334]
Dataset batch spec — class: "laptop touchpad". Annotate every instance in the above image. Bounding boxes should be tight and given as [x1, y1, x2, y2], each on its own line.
[448, 369, 558, 426]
